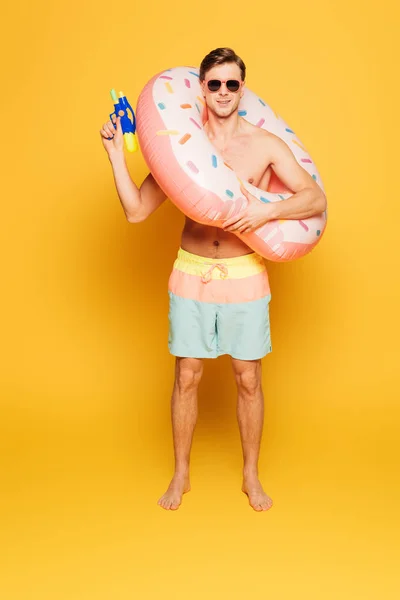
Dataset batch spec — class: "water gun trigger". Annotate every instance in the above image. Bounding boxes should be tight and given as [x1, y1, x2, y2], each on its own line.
[109, 110, 117, 127]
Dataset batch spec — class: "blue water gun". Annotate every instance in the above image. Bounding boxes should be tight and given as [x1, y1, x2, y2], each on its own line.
[109, 89, 138, 152]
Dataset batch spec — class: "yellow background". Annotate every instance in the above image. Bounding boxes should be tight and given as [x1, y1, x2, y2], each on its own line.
[1, 0, 399, 598]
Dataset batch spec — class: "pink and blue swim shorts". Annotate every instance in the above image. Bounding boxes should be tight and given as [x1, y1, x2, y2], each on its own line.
[168, 248, 272, 360]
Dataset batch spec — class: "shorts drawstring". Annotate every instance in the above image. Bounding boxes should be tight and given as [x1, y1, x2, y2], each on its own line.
[201, 263, 229, 283]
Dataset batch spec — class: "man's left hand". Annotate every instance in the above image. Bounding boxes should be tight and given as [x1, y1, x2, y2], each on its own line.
[222, 185, 274, 234]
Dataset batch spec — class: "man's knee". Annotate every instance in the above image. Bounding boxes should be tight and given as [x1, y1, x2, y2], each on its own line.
[175, 358, 203, 393]
[233, 361, 262, 396]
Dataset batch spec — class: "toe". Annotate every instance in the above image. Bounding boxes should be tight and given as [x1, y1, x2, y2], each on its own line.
[171, 495, 181, 510]
[251, 499, 263, 511]
[263, 498, 273, 510]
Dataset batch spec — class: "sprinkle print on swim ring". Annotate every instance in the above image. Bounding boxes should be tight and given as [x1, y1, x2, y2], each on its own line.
[136, 66, 327, 262]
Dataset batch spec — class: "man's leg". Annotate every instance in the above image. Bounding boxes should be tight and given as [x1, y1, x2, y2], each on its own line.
[158, 356, 203, 510]
[231, 358, 273, 512]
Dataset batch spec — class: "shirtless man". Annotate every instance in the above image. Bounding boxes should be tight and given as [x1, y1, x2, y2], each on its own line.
[100, 48, 326, 512]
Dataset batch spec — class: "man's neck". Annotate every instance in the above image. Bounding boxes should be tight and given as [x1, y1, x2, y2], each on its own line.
[204, 110, 243, 147]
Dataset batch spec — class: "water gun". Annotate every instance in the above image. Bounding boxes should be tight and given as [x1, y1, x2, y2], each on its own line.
[109, 89, 138, 152]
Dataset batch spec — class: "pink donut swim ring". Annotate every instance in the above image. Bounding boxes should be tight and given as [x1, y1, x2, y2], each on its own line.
[136, 66, 327, 262]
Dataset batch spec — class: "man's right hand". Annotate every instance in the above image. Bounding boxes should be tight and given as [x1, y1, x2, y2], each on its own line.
[99, 114, 166, 223]
[100, 115, 124, 158]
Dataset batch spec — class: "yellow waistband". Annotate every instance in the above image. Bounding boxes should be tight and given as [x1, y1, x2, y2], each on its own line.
[174, 247, 266, 280]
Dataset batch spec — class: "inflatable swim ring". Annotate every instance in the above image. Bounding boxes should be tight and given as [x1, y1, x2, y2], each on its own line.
[136, 66, 327, 262]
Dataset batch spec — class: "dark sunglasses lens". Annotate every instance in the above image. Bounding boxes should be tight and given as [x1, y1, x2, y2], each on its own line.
[227, 80, 240, 92]
[207, 80, 221, 92]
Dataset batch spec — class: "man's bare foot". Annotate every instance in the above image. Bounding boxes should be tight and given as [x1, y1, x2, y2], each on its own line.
[242, 472, 273, 512]
[158, 473, 191, 510]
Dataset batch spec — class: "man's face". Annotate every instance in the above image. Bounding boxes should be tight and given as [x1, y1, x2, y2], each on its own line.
[201, 63, 244, 119]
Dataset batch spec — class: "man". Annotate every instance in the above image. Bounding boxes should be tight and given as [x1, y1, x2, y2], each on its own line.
[100, 48, 326, 512]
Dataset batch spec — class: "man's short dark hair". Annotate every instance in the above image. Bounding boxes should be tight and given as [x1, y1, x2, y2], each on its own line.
[199, 47, 246, 82]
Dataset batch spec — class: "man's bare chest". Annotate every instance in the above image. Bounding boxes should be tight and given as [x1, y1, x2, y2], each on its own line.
[215, 141, 270, 187]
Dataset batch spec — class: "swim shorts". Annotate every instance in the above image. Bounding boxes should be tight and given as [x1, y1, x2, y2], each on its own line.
[168, 247, 272, 360]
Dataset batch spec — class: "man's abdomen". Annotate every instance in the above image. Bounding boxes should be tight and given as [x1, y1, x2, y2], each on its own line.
[181, 217, 253, 259]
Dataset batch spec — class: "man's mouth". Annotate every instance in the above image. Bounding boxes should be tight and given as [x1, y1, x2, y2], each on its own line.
[216, 99, 231, 106]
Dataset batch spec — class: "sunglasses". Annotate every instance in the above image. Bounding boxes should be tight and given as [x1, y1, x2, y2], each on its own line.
[206, 79, 242, 93]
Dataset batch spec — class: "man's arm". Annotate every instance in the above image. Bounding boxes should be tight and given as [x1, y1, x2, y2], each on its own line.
[109, 154, 167, 223]
[266, 135, 327, 220]
[222, 134, 327, 233]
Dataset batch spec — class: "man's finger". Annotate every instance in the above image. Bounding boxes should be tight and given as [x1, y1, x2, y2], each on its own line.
[223, 211, 248, 229]
[223, 219, 240, 230]
[223, 221, 237, 231]
[225, 218, 247, 232]
[222, 218, 237, 229]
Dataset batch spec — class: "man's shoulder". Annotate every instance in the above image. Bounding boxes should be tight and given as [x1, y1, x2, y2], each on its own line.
[243, 120, 284, 147]
[255, 129, 291, 164]
[258, 128, 285, 146]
